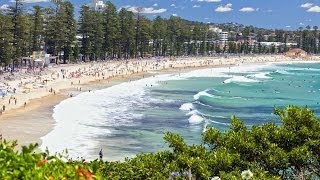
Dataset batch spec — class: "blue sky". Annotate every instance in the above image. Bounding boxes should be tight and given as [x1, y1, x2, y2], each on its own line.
[1, 0, 320, 30]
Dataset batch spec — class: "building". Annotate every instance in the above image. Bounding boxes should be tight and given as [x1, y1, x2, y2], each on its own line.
[209, 26, 222, 33]
[259, 42, 283, 47]
[285, 48, 308, 58]
[90, 0, 105, 11]
[219, 32, 229, 42]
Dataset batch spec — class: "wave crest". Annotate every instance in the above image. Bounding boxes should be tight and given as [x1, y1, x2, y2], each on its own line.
[223, 76, 258, 84]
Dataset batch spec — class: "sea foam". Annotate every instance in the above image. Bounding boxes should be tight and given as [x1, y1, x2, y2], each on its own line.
[186, 110, 200, 116]
[193, 90, 215, 100]
[247, 72, 271, 79]
[188, 114, 204, 124]
[223, 76, 258, 84]
[179, 103, 194, 111]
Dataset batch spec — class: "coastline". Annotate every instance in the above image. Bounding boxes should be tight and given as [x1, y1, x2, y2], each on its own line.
[0, 55, 319, 149]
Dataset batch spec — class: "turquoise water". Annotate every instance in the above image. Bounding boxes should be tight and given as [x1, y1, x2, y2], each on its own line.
[41, 61, 320, 160]
[117, 62, 320, 157]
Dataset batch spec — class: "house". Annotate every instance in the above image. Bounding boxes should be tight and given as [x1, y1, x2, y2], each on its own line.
[89, 0, 105, 11]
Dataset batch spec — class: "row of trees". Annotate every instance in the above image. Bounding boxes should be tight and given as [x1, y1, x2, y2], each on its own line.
[1, 106, 319, 179]
[1, 0, 320, 66]
[0, 0, 76, 66]
[78, 2, 214, 60]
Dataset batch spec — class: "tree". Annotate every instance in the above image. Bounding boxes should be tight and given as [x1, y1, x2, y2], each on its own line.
[103, 1, 119, 58]
[59, 1, 76, 63]
[313, 26, 318, 54]
[151, 16, 167, 57]
[31, 6, 44, 52]
[10, 0, 32, 69]
[78, 5, 94, 61]
[73, 42, 80, 61]
[45, 1, 76, 63]
[91, 11, 104, 60]
[43, 7, 56, 55]
[0, 13, 13, 66]
[136, 16, 151, 57]
[118, 8, 136, 58]
[167, 16, 184, 56]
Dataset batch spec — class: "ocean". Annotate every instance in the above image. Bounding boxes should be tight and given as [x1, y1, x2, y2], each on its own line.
[40, 61, 320, 161]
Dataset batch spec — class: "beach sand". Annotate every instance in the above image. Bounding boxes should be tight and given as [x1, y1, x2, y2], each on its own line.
[0, 94, 65, 147]
[0, 55, 319, 148]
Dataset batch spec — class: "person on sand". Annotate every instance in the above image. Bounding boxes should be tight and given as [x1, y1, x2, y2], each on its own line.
[99, 149, 103, 160]
[3, 105, 5, 111]
[15, 99, 17, 105]
[24, 102, 27, 108]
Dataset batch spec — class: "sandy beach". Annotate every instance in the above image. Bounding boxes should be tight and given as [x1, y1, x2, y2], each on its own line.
[0, 55, 319, 148]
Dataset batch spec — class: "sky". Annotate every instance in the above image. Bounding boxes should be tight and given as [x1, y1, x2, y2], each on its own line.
[1, 0, 320, 30]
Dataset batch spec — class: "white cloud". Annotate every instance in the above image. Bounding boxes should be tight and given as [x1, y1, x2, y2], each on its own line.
[10, 0, 49, 3]
[127, 6, 167, 14]
[215, 3, 233, 12]
[239, 7, 255, 12]
[300, 2, 320, 13]
[0, 4, 10, 10]
[172, 13, 178, 16]
[301, 3, 313, 8]
[285, 25, 291, 28]
[170, 4, 175, 7]
[307, 5, 320, 12]
[193, 5, 201, 8]
[153, 3, 158, 7]
[198, 0, 221, 2]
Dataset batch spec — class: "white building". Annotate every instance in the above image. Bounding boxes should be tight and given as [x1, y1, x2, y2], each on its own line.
[219, 32, 229, 42]
[90, 0, 105, 11]
[259, 42, 282, 47]
[209, 26, 222, 33]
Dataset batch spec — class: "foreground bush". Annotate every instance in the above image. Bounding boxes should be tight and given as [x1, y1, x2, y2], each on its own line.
[0, 106, 319, 179]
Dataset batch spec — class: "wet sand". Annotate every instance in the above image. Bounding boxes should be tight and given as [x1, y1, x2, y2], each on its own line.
[0, 94, 65, 147]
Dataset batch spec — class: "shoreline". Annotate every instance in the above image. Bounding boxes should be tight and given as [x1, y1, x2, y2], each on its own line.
[0, 55, 319, 149]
